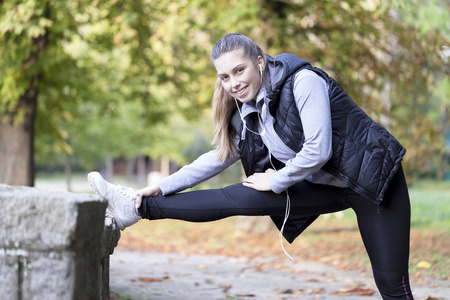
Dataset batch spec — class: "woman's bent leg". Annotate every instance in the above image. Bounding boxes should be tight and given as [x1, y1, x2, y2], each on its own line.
[139, 181, 349, 222]
[348, 167, 413, 300]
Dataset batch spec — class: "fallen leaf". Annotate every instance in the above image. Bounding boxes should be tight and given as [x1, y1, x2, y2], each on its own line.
[307, 278, 321, 282]
[137, 276, 170, 282]
[332, 286, 376, 296]
[279, 288, 294, 294]
[293, 288, 324, 294]
[310, 288, 325, 294]
[417, 260, 432, 269]
[220, 284, 232, 292]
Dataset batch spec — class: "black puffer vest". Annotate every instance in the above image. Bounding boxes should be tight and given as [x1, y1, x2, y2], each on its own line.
[231, 53, 406, 242]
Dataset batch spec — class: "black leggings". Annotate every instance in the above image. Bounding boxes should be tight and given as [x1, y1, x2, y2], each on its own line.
[140, 168, 413, 300]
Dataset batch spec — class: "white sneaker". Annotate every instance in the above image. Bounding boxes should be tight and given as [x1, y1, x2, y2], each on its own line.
[87, 172, 141, 230]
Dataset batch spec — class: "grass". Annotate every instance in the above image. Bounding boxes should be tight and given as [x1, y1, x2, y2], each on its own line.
[110, 292, 135, 300]
[408, 180, 450, 230]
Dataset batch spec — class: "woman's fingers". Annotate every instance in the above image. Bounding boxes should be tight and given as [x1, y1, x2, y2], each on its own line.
[135, 194, 142, 209]
[242, 170, 274, 191]
[135, 185, 163, 209]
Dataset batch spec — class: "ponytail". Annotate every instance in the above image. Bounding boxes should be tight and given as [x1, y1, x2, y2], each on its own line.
[210, 33, 266, 162]
[211, 78, 238, 162]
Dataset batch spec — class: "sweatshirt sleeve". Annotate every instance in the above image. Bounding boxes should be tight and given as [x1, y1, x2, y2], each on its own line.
[269, 70, 332, 194]
[157, 148, 239, 195]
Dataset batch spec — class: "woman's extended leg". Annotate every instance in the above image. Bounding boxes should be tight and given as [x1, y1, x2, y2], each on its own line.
[139, 181, 349, 222]
[347, 167, 413, 300]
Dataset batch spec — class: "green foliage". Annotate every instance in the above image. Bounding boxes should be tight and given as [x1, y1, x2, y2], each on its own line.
[0, 0, 47, 116]
[384, 0, 449, 177]
[1, 0, 449, 179]
[390, 0, 450, 40]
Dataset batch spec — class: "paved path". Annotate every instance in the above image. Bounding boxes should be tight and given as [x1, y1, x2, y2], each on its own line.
[110, 250, 450, 300]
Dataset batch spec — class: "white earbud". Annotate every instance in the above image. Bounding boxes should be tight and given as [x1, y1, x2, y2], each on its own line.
[259, 64, 263, 83]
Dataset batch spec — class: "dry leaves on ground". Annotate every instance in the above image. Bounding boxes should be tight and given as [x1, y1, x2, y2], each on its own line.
[332, 285, 376, 296]
[134, 276, 170, 283]
[117, 216, 449, 281]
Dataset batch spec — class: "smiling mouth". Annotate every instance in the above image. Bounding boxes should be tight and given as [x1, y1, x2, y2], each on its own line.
[235, 86, 248, 96]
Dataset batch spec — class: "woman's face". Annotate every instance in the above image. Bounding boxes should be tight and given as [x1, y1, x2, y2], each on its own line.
[214, 48, 263, 103]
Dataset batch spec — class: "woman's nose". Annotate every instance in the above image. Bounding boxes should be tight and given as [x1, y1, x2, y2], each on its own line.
[232, 78, 240, 88]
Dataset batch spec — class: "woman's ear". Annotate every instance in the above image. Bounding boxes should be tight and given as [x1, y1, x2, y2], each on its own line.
[257, 55, 264, 67]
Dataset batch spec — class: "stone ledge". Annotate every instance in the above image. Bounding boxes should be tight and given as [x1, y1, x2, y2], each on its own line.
[0, 184, 121, 300]
[0, 184, 107, 250]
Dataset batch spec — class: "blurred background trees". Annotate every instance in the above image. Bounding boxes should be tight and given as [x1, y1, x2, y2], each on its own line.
[0, 0, 448, 186]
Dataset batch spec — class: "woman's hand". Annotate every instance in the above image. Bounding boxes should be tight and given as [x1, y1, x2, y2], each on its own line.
[135, 184, 162, 209]
[242, 169, 276, 191]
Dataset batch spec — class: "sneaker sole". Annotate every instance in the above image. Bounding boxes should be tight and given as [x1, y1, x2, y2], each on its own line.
[87, 173, 126, 231]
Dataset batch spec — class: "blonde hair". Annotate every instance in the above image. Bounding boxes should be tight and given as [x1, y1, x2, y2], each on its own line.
[210, 33, 266, 162]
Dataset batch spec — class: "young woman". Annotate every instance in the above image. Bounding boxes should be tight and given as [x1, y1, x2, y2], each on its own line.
[88, 33, 413, 299]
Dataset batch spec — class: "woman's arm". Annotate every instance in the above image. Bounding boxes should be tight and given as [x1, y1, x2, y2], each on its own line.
[157, 148, 239, 194]
[136, 148, 239, 208]
[244, 70, 332, 193]
[270, 70, 332, 193]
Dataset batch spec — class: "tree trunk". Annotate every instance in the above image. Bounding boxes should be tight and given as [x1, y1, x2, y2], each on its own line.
[380, 80, 392, 131]
[160, 155, 170, 177]
[235, 216, 274, 234]
[0, 5, 49, 186]
[136, 155, 146, 185]
[0, 88, 38, 186]
[126, 157, 135, 182]
[65, 153, 72, 192]
[438, 104, 449, 180]
[105, 154, 114, 181]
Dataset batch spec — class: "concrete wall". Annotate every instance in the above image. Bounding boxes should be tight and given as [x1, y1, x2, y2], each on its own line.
[0, 184, 120, 300]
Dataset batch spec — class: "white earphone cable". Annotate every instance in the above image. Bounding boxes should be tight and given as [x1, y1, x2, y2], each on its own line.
[235, 95, 294, 261]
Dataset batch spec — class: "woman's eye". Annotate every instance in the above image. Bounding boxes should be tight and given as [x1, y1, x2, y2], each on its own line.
[221, 75, 229, 81]
[236, 68, 244, 74]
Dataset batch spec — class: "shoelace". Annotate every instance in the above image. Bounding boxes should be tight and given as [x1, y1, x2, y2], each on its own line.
[116, 184, 138, 201]
[116, 185, 141, 218]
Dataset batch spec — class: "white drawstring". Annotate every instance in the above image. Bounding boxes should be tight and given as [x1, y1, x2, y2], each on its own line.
[278, 190, 293, 261]
[235, 98, 294, 261]
[234, 97, 266, 138]
[268, 143, 294, 262]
